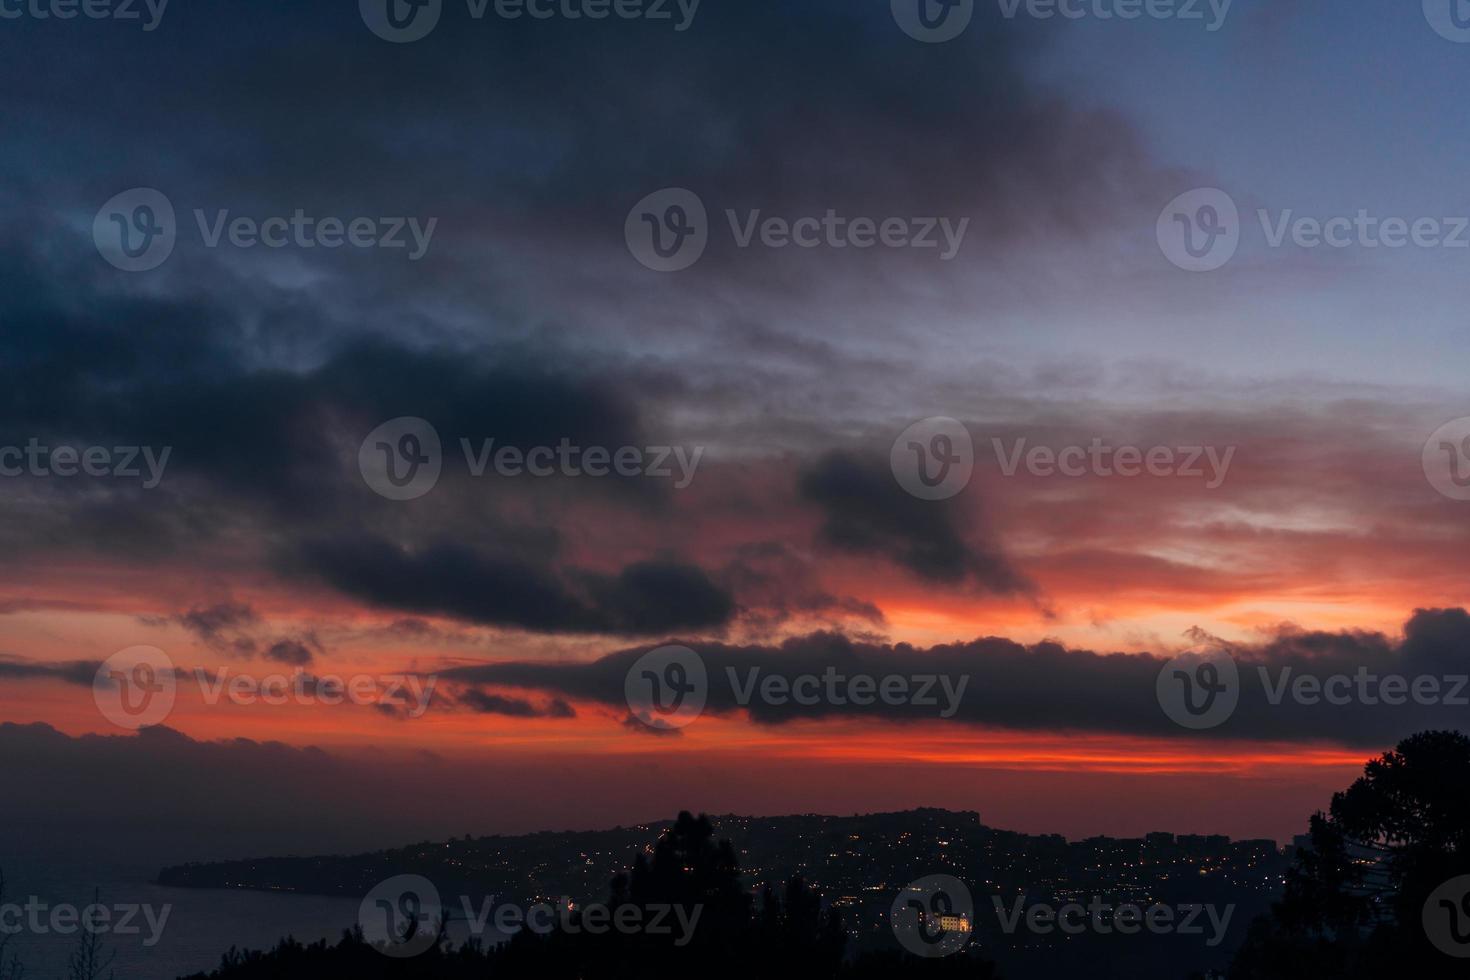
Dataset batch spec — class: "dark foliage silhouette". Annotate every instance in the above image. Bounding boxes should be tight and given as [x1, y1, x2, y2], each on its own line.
[0, 870, 23, 980]
[180, 811, 996, 979]
[1230, 730, 1470, 978]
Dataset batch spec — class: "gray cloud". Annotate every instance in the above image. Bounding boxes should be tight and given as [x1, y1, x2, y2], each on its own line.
[292, 537, 737, 636]
[441, 609, 1470, 747]
[455, 689, 577, 718]
[800, 450, 1029, 590]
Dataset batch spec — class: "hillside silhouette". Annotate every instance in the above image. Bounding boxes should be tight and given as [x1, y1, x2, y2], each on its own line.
[178, 812, 996, 980]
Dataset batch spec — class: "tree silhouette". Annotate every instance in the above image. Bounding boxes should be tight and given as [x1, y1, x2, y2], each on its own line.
[1231, 730, 1470, 979]
[183, 810, 998, 979]
[756, 876, 847, 974]
[65, 888, 115, 980]
[0, 869, 24, 980]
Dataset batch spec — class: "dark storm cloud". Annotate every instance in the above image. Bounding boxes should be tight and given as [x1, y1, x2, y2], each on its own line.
[263, 638, 318, 666]
[799, 451, 1028, 591]
[716, 541, 887, 635]
[0, 245, 1025, 633]
[440, 609, 1470, 748]
[0, 658, 98, 686]
[0, 258, 646, 514]
[0, 248, 739, 635]
[0, 0, 1160, 363]
[169, 602, 323, 664]
[455, 688, 577, 719]
[293, 536, 735, 635]
[177, 603, 260, 646]
[0, 2, 1141, 229]
[0, 0, 1159, 633]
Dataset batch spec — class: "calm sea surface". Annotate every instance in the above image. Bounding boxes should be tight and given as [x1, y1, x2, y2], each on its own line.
[0, 854, 365, 979]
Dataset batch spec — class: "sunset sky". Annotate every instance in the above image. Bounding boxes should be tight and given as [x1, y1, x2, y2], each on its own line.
[2, 1, 1469, 862]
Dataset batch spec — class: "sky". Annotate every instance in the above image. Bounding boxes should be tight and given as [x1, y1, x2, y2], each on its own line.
[2, 0, 1469, 862]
